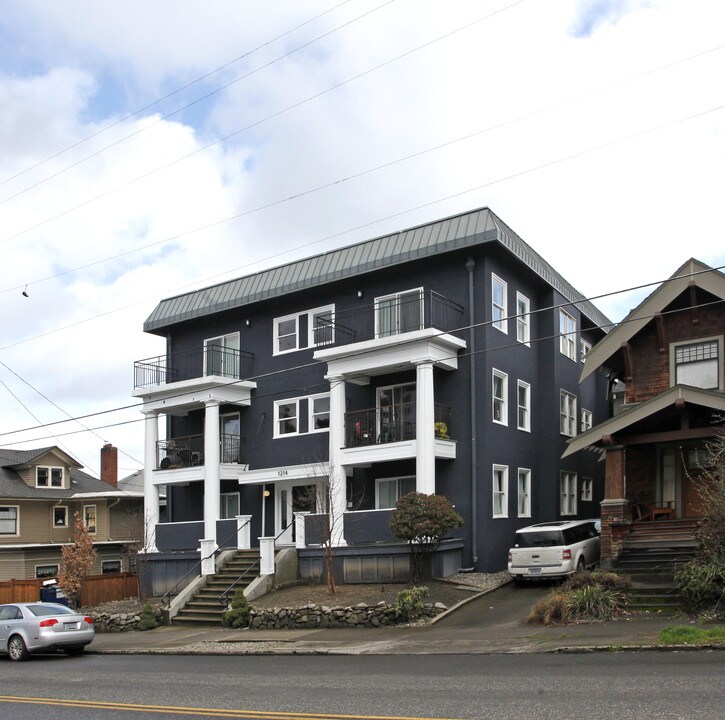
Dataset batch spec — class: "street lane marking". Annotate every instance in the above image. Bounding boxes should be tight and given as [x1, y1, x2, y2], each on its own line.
[0, 695, 466, 720]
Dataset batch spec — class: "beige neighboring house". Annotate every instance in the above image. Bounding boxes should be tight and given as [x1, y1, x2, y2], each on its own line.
[0, 443, 143, 582]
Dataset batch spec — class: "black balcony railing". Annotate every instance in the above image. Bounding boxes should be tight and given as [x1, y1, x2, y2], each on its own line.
[345, 403, 452, 448]
[134, 346, 254, 389]
[155, 433, 243, 469]
[312, 290, 463, 349]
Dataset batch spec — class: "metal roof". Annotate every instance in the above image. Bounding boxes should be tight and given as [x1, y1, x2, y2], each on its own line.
[144, 206, 612, 333]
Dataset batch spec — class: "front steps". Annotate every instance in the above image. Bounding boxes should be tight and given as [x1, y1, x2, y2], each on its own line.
[614, 519, 698, 612]
[172, 550, 260, 625]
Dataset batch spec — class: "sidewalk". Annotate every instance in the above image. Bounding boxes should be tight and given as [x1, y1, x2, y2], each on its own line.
[88, 587, 693, 656]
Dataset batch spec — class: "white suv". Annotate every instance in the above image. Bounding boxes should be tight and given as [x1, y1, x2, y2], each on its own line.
[507, 520, 600, 583]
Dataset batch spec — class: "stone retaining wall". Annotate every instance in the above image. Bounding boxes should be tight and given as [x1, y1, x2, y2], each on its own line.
[249, 601, 447, 629]
[91, 608, 163, 633]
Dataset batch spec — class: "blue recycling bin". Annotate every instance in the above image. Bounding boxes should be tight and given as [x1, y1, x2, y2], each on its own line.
[39, 581, 70, 607]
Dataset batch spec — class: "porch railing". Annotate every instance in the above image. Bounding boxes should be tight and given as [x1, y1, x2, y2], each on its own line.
[345, 403, 452, 447]
[312, 290, 464, 349]
[134, 346, 254, 389]
[156, 433, 242, 469]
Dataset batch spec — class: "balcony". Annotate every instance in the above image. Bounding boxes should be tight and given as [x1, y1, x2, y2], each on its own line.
[313, 290, 463, 349]
[134, 346, 254, 390]
[156, 433, 242, 470]
[345, 403, 452, 447]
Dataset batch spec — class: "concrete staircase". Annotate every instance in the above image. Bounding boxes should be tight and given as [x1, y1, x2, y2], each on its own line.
[614, 519, 698, 611]
[172, 550, 260, 625]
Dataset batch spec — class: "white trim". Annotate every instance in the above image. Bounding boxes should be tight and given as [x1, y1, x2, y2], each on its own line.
[52, 505, 68, 528]
[580, 408, 593, 433]
[517, 468, 531, 518]
[492, 369, 508, 425]
[308, 305, 336, 348]
[35, 563, 60, 579]
[308, 393, 331, 433]
[220, 491, 240, 519]
[273, 398, 300, 438]
[516, 379, 531, 432]
[0, 505, 20, 537]
[492, 464, 508, 518]
[580, 337, 592, 363]
[581, 477, 593, 502]
[374, 287, 424, 338]
[375, 475, 416, 510]
[492, 274, 508, 333]
[560, 389, 577, 437]
[516, 292, 530, 345]
[36, 466, 64, 489]
[83, 504, 97, 535]
[560, 471, 577, 515]
[101, 558, 123, 574]
[669, 335, 724, 391]
[559, 308, 577, 361]
[273, 312, 300, 355]
[203, 331, 240, 377]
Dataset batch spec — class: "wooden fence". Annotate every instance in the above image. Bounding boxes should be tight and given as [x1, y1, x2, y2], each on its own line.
[0, 573, 138, 606]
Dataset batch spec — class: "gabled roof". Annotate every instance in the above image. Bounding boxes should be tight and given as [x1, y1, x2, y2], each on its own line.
[563, 385, 725, 457]
[143, 206, 611, 333]
[580, 259, 725, 381]
[0, 446, 82, 469]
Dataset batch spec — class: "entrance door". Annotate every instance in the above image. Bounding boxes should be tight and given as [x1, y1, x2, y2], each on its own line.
[377, 383, 416, 442]
[277, 482, 318, 544]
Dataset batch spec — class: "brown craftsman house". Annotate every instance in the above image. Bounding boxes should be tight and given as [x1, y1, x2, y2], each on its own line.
[565, 259, 724, 568]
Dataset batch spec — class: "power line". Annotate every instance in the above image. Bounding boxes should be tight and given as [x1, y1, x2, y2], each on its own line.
[0, 0, 358, 190]
[1, 263, 722, 444]
[0, 0, 524, 246]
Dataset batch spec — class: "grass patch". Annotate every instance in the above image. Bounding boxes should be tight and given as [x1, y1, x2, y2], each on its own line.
[658, 625, 725, 645]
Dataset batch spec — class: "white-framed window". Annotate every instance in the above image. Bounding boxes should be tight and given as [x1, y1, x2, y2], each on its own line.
[309, 394, 330, 432]
[560, 472, 577, 515]
[101, 559, 122, 574]
[376, 476, 416, 509]
[375, 289, 423, 338]
[309, 306, 335, 347]
[35, 564, 59, 579]
[204, 332, 240, 378]
[377, 383, 416, 442]
[517, 380, 531, 431]
[492, 274, 507, 333]
[559, 309, 576, 360]
[52, 506, 68, 528]
[516, 292, 530, 345]
[220, 492, 240, 519]
[274, 399, 299, 437]
[581, 408, 593, 433]
[36, 466, 63, 488]
[0, 506, 19, 536]
[83, 505, 97, 534]
[560, 390, 577, 437]
[671, 337, 722, 390]
[492, 369, 508, 425]
[274, 313, 299, 355]
[580, 338, 592, 363]
[517, 468, 531, 518]
[221, 412, 241, 463]
[493, 465, 508, 518]
[581, 477, 593, 502]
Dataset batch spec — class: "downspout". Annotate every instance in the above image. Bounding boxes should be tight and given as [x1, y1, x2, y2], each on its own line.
[107, 496, 121, 541]
[466, 257, 478, 568]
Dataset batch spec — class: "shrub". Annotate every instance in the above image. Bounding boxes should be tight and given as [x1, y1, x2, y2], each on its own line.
[562, 570, 631, 593]
[136, 603, 158, 631]
[675, 554, 725, 617]
[567, 585, 623, 622]
[527, 592, 571, 625]
[395, 586, 429, 622]
[223, 588, 250, 629]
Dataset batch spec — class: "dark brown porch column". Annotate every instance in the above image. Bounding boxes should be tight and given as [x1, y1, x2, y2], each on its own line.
[600, 446, 629, 567]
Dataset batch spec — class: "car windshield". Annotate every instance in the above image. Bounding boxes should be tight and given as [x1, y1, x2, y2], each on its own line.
[514, 531, 563, 548]
[27, 604, 74, 617]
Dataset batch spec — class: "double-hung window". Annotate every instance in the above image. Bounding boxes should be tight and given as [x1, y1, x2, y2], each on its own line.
[376, 476, 415, 509]
[274, 314, 299, 354]
[53, 506, 68, 527]
[274, 305, 337, 354]
[309, 394, 331, 432]
[560, 472, 577, 515]
[516, 292, 530, 345]
[37, 467, 63, 488]
[517, 380, 530, 431]
[309, 306, 335, 347]
[559, 309, 576, 360]
[518, 469, 531, 517]
[492, 370, 508, 425]
[581, 408, 593, 433]
[83, 505, 97, 534]
[581, 477, 593, 502]
[205, 332, 240, 378]
[580, 338, 592, 363]
[492, 275, 507, 333]
[274, 399, 299, 437]
[375, 289, 423, 338]
[560, 390, 577, 437]
[493, 465, 508, 518]
[0, 506, 18, 535]
[220, 492, 240, 519]
[672, 338, 721, 390]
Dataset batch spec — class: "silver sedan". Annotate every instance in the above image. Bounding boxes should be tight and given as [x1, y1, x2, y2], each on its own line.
[0, 602, 94, 661]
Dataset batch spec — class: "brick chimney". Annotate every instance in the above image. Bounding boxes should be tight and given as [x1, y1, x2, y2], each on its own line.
[101, 443, 118, 487]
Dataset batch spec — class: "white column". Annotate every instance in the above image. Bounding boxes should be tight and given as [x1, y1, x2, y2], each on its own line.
[415, 360, 436, 495]
[203, 400, 221, 549]
[142, 411, 159, 551]
[259, 537, 275, 575]
[295, 511, 310, 549]
[236, 515, 252, 550]
[200, 539, 216, 576]
[326, 374, 347, 546]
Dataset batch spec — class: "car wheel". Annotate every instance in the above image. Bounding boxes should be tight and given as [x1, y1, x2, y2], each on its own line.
[65, 645, 86, 657]
[576, 556, 586, 573]
[8, 635, 29, 662]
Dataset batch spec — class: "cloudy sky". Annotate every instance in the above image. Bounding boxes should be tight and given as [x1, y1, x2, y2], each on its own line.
[1, 0, 723, 478]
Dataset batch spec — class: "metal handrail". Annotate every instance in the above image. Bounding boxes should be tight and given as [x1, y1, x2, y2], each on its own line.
[218, 521, 294, 607]
[160, 517, 251, 608]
